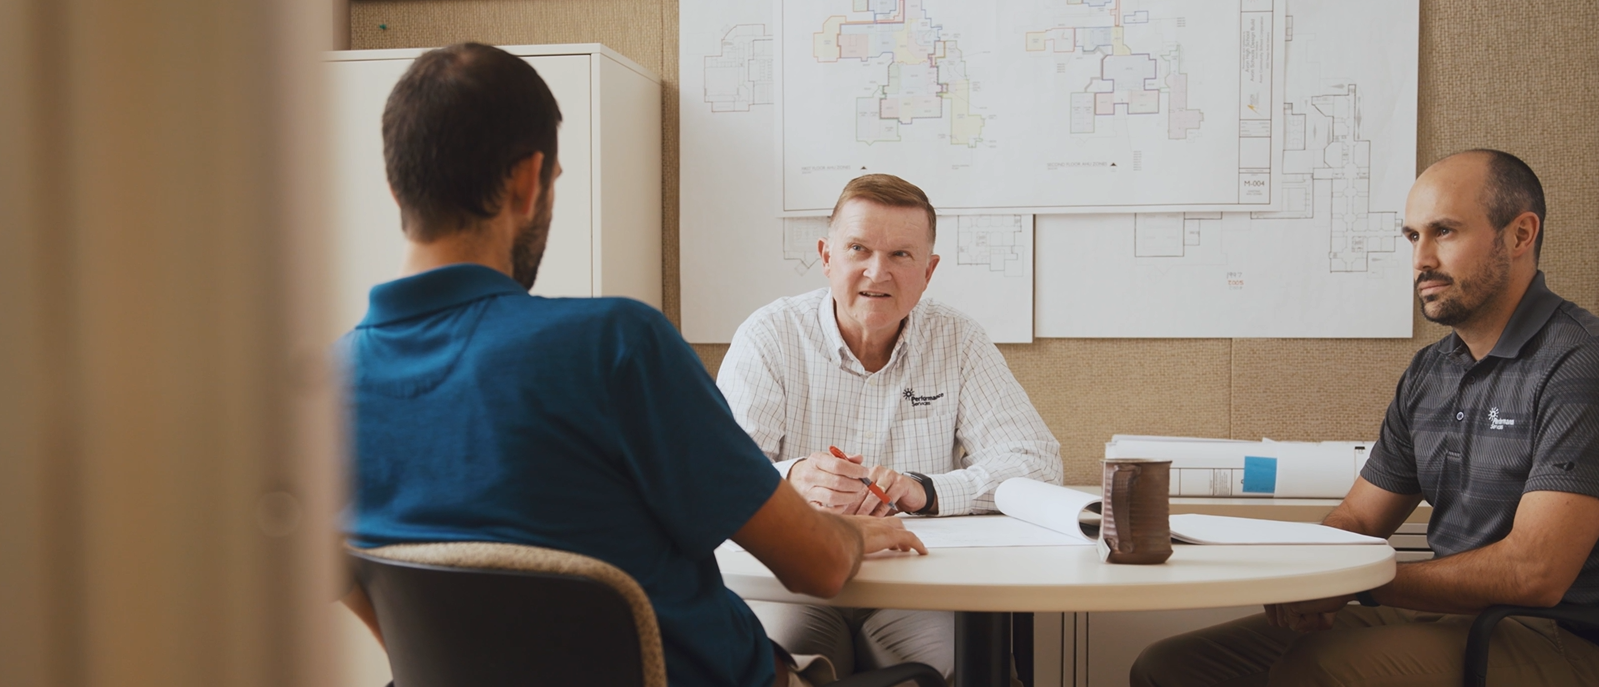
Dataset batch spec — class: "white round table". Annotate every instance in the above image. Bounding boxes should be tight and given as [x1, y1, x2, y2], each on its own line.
[719, 544, 1395, 685]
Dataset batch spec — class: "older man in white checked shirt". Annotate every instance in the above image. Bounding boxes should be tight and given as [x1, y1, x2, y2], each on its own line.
[717, 174, 1062, 682]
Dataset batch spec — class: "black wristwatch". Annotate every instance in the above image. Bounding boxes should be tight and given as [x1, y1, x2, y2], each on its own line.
[905, 472, 938, 515]
[1355, 590, 1380, 607]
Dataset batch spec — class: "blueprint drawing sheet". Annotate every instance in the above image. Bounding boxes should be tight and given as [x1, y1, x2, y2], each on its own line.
[1034, 0, 1418, 338]
[680, 0, 1035, 343]
[777, 0, 1286, 214]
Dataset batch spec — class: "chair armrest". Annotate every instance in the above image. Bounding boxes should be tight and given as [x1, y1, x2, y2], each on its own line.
[828, 662, 946, 687]
[1465, 603, 1599, 687]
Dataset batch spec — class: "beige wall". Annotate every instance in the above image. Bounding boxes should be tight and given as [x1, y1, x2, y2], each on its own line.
[349, 0, 1599, 484]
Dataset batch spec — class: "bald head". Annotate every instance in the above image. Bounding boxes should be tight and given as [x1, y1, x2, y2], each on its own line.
[1419, 150, 1546, 262]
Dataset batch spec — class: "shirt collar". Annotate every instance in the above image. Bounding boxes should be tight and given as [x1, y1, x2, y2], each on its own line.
[816, 288, 923, 373]
[817, 289, 853, 366]
[1486, 270, 1563, 359]
[360, 263, 526, 327]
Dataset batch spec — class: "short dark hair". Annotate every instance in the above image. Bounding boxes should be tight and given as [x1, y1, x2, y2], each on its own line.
[382, 42, 561, 240]
[1461, 149, 1546, 261]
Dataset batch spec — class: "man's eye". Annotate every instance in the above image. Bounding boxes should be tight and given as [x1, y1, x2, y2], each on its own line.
[1436, 228, 1451, 236]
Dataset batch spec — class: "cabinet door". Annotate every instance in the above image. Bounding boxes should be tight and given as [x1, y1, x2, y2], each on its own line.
[326, 52, 595, 340]
[328, 56, 418, 338]
[521, 54, 593, 300]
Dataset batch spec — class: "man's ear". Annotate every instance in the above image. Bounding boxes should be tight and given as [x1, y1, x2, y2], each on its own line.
[817, 235, 832, 270]
[1508, 210, 1540, 260]
[507, 152, 545, 219]
[925, 253, 940, 282]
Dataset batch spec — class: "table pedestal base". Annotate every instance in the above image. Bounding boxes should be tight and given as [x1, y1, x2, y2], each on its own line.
[955, 611, 1010, 686]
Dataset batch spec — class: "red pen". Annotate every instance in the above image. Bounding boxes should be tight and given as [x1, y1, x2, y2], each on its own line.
[829, 445, 894, 508]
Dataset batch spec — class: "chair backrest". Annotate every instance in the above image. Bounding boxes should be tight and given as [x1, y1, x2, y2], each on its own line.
[349, 541, 667, 687]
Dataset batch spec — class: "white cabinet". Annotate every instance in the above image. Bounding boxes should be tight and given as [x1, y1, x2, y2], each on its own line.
[325, 44, 661, 339]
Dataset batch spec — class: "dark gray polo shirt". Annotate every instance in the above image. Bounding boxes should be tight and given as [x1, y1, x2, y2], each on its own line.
[1362, 271, 1599, 605]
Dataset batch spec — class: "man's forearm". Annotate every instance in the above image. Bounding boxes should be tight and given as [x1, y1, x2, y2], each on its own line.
[819, 510, 865, 581]
[1374, 542, 1551, 614]
[935, 444, 1062, 515]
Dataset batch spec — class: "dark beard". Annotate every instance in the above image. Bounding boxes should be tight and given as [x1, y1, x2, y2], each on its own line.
[511, 184, 554, 290]
[1418, 239, 1510, 327]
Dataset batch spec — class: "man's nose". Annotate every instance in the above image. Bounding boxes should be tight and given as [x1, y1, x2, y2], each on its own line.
[862, 253, 890, 280]
[1412, 235, 1438, 273]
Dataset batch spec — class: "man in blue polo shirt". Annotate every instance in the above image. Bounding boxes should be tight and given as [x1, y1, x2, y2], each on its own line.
[337, 43, 924, 687]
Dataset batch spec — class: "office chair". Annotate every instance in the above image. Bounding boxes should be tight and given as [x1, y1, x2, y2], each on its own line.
[348, 542, 945, 687]
[1464, 602, 1599, 687]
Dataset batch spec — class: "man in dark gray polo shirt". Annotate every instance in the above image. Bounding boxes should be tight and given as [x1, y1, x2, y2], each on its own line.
[1131, 150, 1599, 686]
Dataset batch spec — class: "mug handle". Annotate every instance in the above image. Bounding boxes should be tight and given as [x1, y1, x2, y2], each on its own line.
[1108, 463, 1141, 554]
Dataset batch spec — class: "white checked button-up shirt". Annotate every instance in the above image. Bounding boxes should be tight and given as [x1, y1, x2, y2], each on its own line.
[717, 288, 1062, 515]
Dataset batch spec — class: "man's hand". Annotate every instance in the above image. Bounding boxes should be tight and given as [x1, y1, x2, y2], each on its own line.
[864, 464, 927, 516]
[1264, 594, 1352, 633]
[789, 450, 871, 512]
[845, 515, 927, 555]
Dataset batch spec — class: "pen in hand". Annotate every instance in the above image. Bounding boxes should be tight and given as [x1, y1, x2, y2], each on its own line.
[829, 445, 895, 511]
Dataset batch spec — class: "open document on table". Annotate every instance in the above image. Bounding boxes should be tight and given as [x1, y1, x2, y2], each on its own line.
[716, 479, 1386, 552]
[717, 512, 1095, 552]
[996, 479, 1386, 546]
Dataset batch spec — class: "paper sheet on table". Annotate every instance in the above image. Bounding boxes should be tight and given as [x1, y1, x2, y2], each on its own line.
[899, 514, 1093, 548]
[994, 478, 1101, 543]
[715, 513, 1091, 553]
[1169, 514, 1387, 545]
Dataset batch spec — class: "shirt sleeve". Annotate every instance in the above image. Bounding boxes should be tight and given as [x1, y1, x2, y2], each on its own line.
[605, 302, 782, 557]
[1360, 351, 1424, 496]
[1525, 342, 1599, 497]
[929, 325, 1063, 515]
[717, 312, 789, 464]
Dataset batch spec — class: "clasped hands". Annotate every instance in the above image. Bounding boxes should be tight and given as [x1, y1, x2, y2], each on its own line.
[1264, 594, 1356, 633]
[789, 449, 928, 516]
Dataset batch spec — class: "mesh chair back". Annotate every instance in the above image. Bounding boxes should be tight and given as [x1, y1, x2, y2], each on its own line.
[351, 542, 667, 687]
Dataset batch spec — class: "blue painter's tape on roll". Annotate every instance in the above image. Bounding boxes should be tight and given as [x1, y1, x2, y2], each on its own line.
[1242, 456, 1278, 494]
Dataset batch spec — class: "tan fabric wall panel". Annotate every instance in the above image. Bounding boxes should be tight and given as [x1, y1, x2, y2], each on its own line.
[350, 0, 1599, 484]
[1000, 340, 1233, 485]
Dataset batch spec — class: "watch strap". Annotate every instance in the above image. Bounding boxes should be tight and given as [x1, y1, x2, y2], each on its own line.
[906, 472, 938, 515]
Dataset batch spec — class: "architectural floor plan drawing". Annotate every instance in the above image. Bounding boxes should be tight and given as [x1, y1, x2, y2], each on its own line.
[681, 0, 1036, 343]
[1034, 0, 1417, 338]
[777, 0, 1286, 214]
[957, 215, 1028, 276]
[703, 24, 774, 113]
[780, 217, 831, 275]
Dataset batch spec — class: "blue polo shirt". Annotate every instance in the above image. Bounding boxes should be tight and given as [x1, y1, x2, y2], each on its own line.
[341, 264, 782, 687]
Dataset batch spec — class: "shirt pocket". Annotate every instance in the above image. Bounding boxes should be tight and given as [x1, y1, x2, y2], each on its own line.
[888, 413, 958, 468]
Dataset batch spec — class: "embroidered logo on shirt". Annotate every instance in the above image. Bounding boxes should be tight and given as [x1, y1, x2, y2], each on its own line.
[902, 388, 945, 407]
[1488, 407, 1516, 430]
